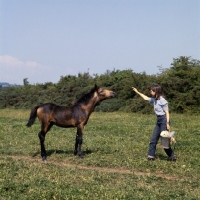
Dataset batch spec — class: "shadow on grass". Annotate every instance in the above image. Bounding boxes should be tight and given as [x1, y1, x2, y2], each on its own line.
[156, 153, 168, 160]
[32, 149, 93, 158]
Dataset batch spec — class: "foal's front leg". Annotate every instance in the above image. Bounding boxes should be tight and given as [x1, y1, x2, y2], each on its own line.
[74, 126, 83, 158]
[38, 131, 47, 162]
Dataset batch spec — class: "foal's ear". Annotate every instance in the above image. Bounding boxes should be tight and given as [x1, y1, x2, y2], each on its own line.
[94, 84, 98, 89]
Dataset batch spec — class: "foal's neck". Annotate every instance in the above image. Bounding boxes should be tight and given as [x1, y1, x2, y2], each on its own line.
[83, 95, 100, 115]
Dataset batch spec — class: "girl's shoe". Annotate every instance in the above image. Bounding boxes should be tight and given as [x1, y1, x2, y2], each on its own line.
[168, 155, 177, 162]
[147, 155, 155, 161]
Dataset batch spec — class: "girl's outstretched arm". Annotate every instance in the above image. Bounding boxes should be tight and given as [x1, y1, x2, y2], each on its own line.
[132, 87, 149, 101]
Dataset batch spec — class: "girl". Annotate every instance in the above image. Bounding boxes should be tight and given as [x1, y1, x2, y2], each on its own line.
[132, 85, 176, 161]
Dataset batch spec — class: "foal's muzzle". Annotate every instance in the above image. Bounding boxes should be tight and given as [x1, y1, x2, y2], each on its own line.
[110, 92, 116, 98]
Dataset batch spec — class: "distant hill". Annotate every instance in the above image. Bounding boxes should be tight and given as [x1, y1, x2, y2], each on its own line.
[0, 82, 22, 88]
[0, 82, 10, 87]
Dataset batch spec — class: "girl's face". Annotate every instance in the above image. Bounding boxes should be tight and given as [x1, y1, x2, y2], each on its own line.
[150, 89, 156, 97]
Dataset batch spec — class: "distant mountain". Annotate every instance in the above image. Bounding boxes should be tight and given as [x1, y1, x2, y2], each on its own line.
[0, 82, 10, 87]
[0, 82, 22, 88]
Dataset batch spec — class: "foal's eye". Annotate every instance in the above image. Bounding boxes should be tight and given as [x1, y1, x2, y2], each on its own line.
[99, 89, 104, 93]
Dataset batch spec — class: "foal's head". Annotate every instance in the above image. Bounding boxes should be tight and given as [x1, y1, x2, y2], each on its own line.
[95, 84, 116, 101]
[73, 84, 116, 106]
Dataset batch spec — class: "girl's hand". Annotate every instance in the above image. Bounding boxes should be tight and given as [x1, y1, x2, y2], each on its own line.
[166, 124, 170, 131]
[132, 87, 138, 93]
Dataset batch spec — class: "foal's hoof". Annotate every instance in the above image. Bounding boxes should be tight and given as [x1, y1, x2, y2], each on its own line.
[78, 153, 83, 159]
[74, 150, 83, 158]
[74, 150, 77, 156]
[42, 156, 47, 162]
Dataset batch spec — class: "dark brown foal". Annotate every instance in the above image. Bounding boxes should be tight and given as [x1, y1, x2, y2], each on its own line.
[26, 84, 116, 161]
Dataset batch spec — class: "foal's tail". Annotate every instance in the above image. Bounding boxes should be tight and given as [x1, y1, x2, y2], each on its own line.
[26, 105, 39, 127]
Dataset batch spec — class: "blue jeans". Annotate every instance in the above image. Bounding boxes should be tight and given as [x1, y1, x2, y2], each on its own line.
[148, 115, 174, 158]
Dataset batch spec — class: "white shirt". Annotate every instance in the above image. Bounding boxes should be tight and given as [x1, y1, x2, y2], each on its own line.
[148, 96, 168, 116]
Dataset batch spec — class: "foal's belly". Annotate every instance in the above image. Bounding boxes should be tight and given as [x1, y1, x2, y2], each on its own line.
[53, 119, 77, 128]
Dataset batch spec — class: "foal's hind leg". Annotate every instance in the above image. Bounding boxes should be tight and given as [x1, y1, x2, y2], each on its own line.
[74, 125, 83, 158]
[38, 122, 53, 162]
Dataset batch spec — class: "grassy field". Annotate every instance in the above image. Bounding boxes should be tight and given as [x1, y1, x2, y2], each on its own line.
[0, 109, 199, 199]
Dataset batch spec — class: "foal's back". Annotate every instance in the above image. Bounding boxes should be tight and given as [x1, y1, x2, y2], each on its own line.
[37, 103, 86, 128]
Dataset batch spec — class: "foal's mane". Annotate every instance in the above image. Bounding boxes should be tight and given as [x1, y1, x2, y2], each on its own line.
[73, 85, 99, 105]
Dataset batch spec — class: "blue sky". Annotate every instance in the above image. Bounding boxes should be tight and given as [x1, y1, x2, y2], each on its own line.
[0, 0, 200, 85]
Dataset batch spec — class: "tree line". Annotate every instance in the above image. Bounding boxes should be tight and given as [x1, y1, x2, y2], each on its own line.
[0, 56, 200, 114]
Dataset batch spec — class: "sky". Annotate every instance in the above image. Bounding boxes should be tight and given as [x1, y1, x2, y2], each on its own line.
[0, 0, 200, 85]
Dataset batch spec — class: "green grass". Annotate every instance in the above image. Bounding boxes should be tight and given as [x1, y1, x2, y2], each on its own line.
[0, 109, 200, 199]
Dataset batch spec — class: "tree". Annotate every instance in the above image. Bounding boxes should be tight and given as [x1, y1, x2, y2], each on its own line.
[23, 78, 30, 86]
[1, 57, 200, 113]
[158, 56, 200, 113]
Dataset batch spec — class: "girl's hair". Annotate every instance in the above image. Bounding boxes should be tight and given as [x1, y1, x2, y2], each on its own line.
[150, 84, 163, 99]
